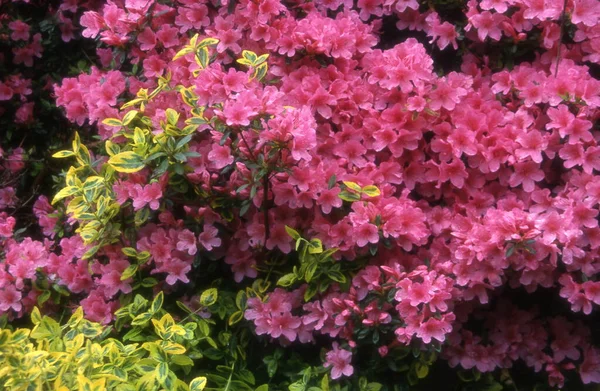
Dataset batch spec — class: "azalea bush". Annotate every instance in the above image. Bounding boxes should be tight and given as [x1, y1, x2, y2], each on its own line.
[1, 0, 600, 389]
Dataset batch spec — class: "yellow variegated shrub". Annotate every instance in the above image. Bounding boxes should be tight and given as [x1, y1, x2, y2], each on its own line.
[0, 293, 219, 391]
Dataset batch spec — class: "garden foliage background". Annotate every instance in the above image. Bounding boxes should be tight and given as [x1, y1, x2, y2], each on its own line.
[1, 0, 600, 389]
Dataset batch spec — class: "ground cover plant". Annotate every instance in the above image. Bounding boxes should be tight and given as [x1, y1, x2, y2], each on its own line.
[1, 0, 600, 389]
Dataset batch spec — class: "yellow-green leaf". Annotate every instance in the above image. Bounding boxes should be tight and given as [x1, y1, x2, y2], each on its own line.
[156, 362, 169, 385]
[161, 341, 186, 355]
[102, 118, 123, 127]
[236, 58, 254, 67]
[122, 247, 137, 257]
[189, 377, 207, 391]
[343, 181, 362, 192]
[200, 288, 218, 307]
[151, 291, 164, 313]
[134, 127, 146, 146]
[198, 37, 219, 48]
[122, 110, 138, 126]
[105, 140, 120, 156]
[121, 265, 138, 281]
[108, 151, 145, 173]
[196, 47, 209, 69]
[251, 63, 268, 82]
[67, 307, 84, 327]
[52, 150, 75, 158]
[308, 238, 323, 254]
[361, 185, 381, 197]
[83, 176, 104, 190]
[189, 33, 199, 48]
[31, 307, 42, 325]
[165, 108, 180, 126]
[285, 226, 301, 240]
[255, 53, 269, 65]
[52, 186, 80, 204]
[121, 98, 144, 110]
[173, 46, 194, 61]
[242, 50, 257, 63]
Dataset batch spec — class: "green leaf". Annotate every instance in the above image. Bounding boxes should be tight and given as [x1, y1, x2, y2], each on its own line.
[121, 265, 138, 281]
[37, 290, 51, 306]
[200, 288, 218, 307]
[122, 110, 138, 126]
[122, 247, 138, 257]
[156, 362, 169, 386]
[141, 277, 158, 287]
[82, 176, 104, 190]
[134, 127, 146, 146]
[102, 118, 123, 127]
[305, 262, 318, 282]
[242, 50, 258, 63]
[198, 37, 219, 48]
[277, 273, 296, 287]
[343, 181, 362, 192]
[189, 376, 207, 391]
[256, 385, 269, 391]
[31, 307, 42, 325]
[171, 354, 194, 367]
[151, 292, 164, 313]
[52, 186, 80, 204]
[108, 151, 145, 173]
[361, 185, 380, 197]
[285, 226, 301, 240]
[304, 284, 318, 302]
[321, 375, 329, 391]
[52, 150, 75, 158]
[165, 108, 180, 126]
[308, 238, 323, 254]
[173, 46, 194, 61]
[327, 175, 336, 190]
[105, 140, 120, 156]
[327, 271, 346, 283]
[414, 362, 429, 379]
[228, 311, 244, 326]
[162, 342, 186, 355]
[338, 191, 361, 202]
[197, 47, 210, 69]
[252, 63, 268, 82]
[254, 53, 269, 65]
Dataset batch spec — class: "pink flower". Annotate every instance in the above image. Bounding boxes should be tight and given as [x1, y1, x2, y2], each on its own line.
[318, 188, 343, 214]
[8, 20, 30, 41]
[416, 317, 453, 343]
[143, 55, 167, 78]
[580, 347, 600, 384]
[199, 224, 221, 251]
[177, 229, 198, 256]
[208, 144, 234, 169]
[132, 183, 162, 211]
[223, 101, 256, 126]
[266, 312, 302, 341]
[156, 25, 180, 48]
[80, 11, 105, 39]
[163, 259, 192, 285]
[324, 343, 354, 380]
[509, 161, 544, 192]
[571, 0, 600, 27]
[470, 11, 503, 41]
[0, 285, 22, 313]
[354, 223, 379, 247]
[137, 27, 157, 51]
[439, 159, 468, 188]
